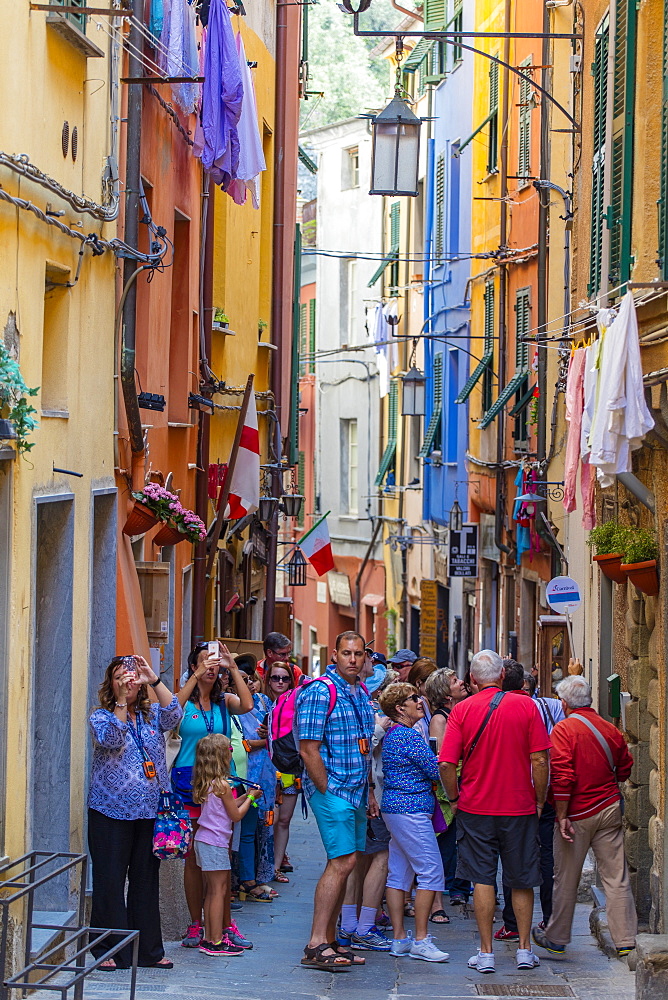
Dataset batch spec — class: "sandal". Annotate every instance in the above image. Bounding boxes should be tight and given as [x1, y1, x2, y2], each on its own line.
[239, 880, 273, 902]
[404, 902, 415, 918]
[301, 942, 351, 971]
[274, 869, 290, 883]
[429, 909, 450, 924]
[330, 941, 365, 965]
[150, 959, 174, 969]
[98, 960, 117, 972]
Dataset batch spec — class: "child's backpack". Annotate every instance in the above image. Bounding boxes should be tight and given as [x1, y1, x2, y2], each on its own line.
[269, 676, 369, 775]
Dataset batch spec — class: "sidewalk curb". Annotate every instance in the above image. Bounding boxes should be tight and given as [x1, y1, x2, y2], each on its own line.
[589, 887, 636, 971]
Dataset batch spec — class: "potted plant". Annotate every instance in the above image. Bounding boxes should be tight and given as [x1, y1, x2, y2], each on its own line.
[123, 482, 179, 537]
[153, 501, 207, 546]
[0, 345, 39, 455]
[587, 521, 628, 583]
[213, 308, 229, 330]
[620, 529, 660, 596]
[258, 318, 268, 339]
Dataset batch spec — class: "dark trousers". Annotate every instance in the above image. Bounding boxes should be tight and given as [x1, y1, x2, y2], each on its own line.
[437, 817, 471, 900]
[238, 805, 259, 882]
[88, 808, 164, 968]
[502, 803, 555, 932]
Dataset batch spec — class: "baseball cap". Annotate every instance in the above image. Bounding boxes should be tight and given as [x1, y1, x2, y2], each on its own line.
[371, 651, 387, 666]
[388, 649, 418, 665]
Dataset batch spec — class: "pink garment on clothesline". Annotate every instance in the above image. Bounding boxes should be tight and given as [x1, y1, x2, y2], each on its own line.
[562, 348, 596, 529]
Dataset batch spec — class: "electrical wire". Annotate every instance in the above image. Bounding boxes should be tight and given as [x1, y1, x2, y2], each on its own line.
[0, 151, 118, 222]
[0, 186, 113, 248]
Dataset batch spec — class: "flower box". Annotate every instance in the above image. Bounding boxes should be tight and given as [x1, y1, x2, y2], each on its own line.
[593, 552, 627, 584]
[620, 559, 660, 597]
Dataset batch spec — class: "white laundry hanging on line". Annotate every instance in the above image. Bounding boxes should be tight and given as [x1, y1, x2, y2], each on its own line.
[372, 302, 390, 398]
[226, 31, 267, 208]
[588, 291, 654, 487]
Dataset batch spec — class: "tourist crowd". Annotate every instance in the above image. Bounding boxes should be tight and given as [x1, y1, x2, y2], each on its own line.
[86, 629, 637, 973]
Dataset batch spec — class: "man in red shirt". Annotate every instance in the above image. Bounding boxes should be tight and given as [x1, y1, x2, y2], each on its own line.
[256, 632, 302, 683]
[439, 650, 550, 974]
[532, 674, 636, 958]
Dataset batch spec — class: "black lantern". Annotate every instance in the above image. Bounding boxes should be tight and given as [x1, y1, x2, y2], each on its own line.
[258, 496, 279, 523]
[449, 500, 464, 532]
[281, 494, 305, 519]
[370, 95, 422, 197]
[287, 548, 307, 587]
[401, 366, 426, 417]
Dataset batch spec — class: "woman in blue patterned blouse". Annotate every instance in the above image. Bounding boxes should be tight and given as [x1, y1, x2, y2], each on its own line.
[88, 655, 182, 971]
[378, 682, 449, 963]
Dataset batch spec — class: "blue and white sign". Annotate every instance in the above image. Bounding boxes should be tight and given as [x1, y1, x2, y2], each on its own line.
[545, 576, 582, 613]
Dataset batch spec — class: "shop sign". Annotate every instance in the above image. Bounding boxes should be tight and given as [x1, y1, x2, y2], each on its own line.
[545, 576, 581, 613]
[449, 524, 479, 578]
[420, 579, 438, 659]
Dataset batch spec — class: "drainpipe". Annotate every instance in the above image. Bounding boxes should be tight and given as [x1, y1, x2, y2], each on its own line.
[494, 11, 511, 557]
[264, 0, 291, 634]
[192, 177, 214, 645]
[536, 1, 551, 467]
[355, 516, 382, 633]
[120, 0, 145, 464]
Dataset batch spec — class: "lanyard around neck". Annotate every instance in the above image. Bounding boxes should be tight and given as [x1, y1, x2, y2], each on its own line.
[198, 700, 215, 734]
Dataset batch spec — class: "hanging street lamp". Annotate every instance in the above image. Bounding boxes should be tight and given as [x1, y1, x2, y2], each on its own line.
[369, 40, 423, 198]
[287, 548, 307, 587]
[401, 365, 426, 416]
[449, 499, 464, 532]
[258, 496, 279, 523]
[280, 494, 305, 519]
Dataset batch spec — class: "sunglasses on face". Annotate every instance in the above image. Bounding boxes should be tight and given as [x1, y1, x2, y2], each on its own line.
[402, 694, 420, 705]
[270, 674, 290, 683]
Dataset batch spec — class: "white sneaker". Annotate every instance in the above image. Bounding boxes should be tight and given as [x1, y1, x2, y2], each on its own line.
[516, 948, 540, 969]
[409, 935, 449, 963]
[468, 951, 496, 974]
[390, 932, 413, 956]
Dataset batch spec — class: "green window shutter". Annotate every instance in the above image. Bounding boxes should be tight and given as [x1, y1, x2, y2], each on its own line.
[478, 370, 527, 429]
[608, 0, 637, 289]
[367, 250, 399, 288]
[297, 451, 306, 527]
[487, 60, 499, 173]
[660, 8, 668, 279]
[390, 202, 401, 251]
[452, 0, 463, 64]
[299, 303, 307, 376]
[589, 18, 609, 296]
[425, 40, 446, 84]
[404, 38, 431, 71]
[482, 280, 495, 412]
[423, 0, 446, 32]
[308, 298, 316, 373]
[374, 381, 399, 487]
[514, 288, 530, 373]
[455, 350, 493, 404]
[435, 154, 445, 265]
[51, 0, 86, 28]
[418, 354, 444, 458]
[518, 62, 532, 181]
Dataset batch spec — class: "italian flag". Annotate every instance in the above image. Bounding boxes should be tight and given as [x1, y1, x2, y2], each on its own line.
[298, 512, 335, 577]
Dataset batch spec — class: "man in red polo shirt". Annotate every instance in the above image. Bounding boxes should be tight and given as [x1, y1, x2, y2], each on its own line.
[439, 650, 550, 974]
[532, 674, 636, 958]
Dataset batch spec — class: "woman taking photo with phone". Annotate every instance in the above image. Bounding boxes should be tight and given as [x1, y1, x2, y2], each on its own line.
[173, 641, 254, 948]
[88, 655, 182, 970]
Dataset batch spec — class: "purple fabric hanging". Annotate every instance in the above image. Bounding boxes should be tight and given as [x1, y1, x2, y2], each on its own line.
[193, 0, 243, 187]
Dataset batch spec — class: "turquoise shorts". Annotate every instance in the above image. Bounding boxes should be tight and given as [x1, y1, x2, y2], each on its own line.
[309, 788, 367, 859]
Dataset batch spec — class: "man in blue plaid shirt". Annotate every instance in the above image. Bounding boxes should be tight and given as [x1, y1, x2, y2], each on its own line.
[297, 631, 378, 970]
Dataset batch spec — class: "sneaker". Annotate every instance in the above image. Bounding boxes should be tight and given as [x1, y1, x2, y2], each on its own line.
[409, 935, 449, 963]
[494, 924, 519, 941]
[351, 927, 391, 951]
[376, 910, 391, 927]
[337, 928, 354, 947]
[231, 900, 243, 911]
[468, 951, 496, 974]
[390, 932, 413, 957]
[224, 922, 253, 949]
[532, 925, 565, 955]
[617, 947, 634, 958]
[516, 948, 540, 969]
[199, 936, 244, 957]
[182, 921, 203, 948]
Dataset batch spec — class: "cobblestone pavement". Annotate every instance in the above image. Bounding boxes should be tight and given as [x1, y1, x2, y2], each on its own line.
[35, 813, 635, 1000]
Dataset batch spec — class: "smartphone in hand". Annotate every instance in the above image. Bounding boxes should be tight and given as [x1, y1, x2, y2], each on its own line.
[429, 737, 438, 755]
[207, 640, 219, 656]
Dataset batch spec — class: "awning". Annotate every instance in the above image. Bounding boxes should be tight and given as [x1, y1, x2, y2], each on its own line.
[457, 110, 497, 156]
[298, 145, 318, 174]
[456, 350, 493, 404]
[367, 250, 399, 287]
[361, 593, 385, 608]
[478, 370, 528, 429]
[508, 379, 535, 416]
[403, 38, 431, 71]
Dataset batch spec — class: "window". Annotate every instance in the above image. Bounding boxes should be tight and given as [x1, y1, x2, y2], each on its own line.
[513, 288, 531, 448]
[299, 302, 308, 376]
[42, 264, 71, 414]
[419, 353, 443, 458]
[608, 0, 637, 288]
[374, 381, 398, 487]
[425, 40, 446, 83]
[482, 280, 495, 412]
[589, 17, 609, 296]
[389, 202, 400, 293]
[342, 146, 359, 189]
[308, 298, 316, 373]
[435, 154, 445, 265]
[446, 349, 459, 463]
[50, 0, 85, 28]
[518, 59, 533, 184]
[452, 0, 463, 65]
[487, 60, 499, 174]
[340, 259, 357, 345]
[341, 419, 359, 514]
[449, 144, 460, 255]
[423, 0, 447, 31]
[347, 259, 357, 344]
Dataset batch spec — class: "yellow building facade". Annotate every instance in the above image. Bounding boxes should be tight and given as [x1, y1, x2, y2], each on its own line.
[0, 3, 118, 869]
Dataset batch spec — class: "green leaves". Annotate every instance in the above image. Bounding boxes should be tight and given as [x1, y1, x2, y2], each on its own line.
[0, 343, 39, 455]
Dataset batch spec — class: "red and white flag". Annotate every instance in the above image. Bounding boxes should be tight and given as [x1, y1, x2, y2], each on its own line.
[298, 512, 335, 576]
[225, 391, 260, 519]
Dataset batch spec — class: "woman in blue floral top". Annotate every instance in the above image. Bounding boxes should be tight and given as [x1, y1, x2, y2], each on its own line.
[378, 682, 448, 963]
[88, 655, 182, 971]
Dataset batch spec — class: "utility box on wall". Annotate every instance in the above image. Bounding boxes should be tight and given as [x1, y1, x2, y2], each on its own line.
[136, 562, 170, 646]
